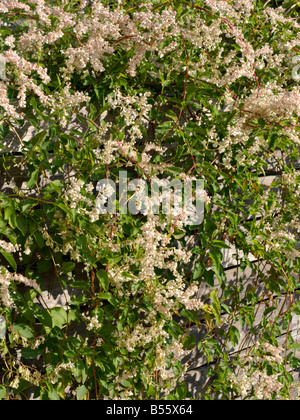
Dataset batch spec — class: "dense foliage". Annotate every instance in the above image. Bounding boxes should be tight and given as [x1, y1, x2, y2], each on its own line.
[0, 0, 299, 400]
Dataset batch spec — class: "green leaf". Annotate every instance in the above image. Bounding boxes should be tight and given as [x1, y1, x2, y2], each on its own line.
[70, 281, 90, 291]
[70, 294, 89, 306]
[13, 379, 31, 394]
[34, 230, 44, 249]
[165, 166, 182, 175]
[99, 293, 112, 300]
[0, 122, 9, 140]
[27, 168, 39, 189]
[49, 307, 68, 328]
[44, 180, 65, 194]
[62, 262, 76, 274]
[269, 134, 276, 150]
[209, 249, 226, 285]
[263, 306, 277, 317]
[204, 269, 214, 287]
[89, 103, 97, 119]
[193, 261, 204, 280]
[228, 325, 240, 347]
[99, 292, 118, 307]
[292, 301, 300, 316]
[14, 323, 35, 341]
[221, 304, 231, 315]
[147, 385, 156, 397]
[210, 290, 221, 325]
[77, 385, 89, 401]
[209, 249, 222, 267]
[97, 269, 109, 292]
[4, 205, 16, 229]
[74, 360, 88, 384]
[22, 198, 37, 212]
[0, 385, 6, 400]
[0, 248, 17, 271]
[48, 389, 60, 401]
[37, 260, 52, 274]
[16, 215, 27, 236]
[181, 308, 197, 323]
[36, 309, 52, 333]
[182, 334, 196, 350]
[21, 348, 42, 359]
[27, 130, 47, 149]
[212, 240, 231, 249]
[165, 109, 178, 122]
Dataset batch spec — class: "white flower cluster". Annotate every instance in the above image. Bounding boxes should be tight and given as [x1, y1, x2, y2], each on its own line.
[93, 139, 118, 166]
[66, 177, 101, 223]
[10, 364, 41, 389]
[95, 182, 115, 211]
[49, 361, 76, 385]
[242, 84, 300, 123]
[0, 240, 19, 253]
[248, 213, 300, 260]
[231, 370, 283, 400]
[4, 35, 15, 48]
[0, 0, 31, 14]
[24, 236, 34, 256]
[0, 0, 298, 134]
[53, 83, 91, 127]
[0, 82, 24, 119]
[230, 342, 284, 399]
[110, 213, 203, 379]
[0, 266, 40, 308]
[196, 189, 211, 206]
[83, 313, 102, 332]
[107, 89, 152, 141]
[266, 6, 300, 28]
[1, 47, 52, 110]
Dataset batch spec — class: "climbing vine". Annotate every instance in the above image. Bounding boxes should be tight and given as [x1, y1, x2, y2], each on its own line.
[0, 0, 299, 400]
